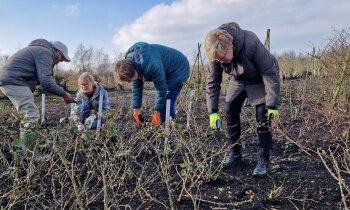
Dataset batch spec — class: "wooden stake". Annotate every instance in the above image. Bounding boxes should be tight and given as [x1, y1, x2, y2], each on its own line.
[186, 89, 195, 130]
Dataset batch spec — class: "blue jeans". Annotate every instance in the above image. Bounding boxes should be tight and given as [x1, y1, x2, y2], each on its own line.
[160, 87, 182, 123]
[81, 103, 104, 130]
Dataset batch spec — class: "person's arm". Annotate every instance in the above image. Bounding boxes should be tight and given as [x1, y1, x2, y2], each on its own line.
[35, 51, 65, 96]
[149, 62, 167, 112]
[252, 40, 280, 109]
[132, 77, 144, 110]
[206, 61, 224, 113]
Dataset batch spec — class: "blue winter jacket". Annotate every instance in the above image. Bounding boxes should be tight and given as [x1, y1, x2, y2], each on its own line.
[126, 42, 190, 111]
[72, 82, 110, 121]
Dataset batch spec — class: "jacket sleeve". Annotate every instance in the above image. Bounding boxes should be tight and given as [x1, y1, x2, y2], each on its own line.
[253, 41, 280, 109]
[150, 62, 167, 112]
[132, 78, 144, 109]
[101, 89, 110, 117]
[35, 51, 65, 96]
[206, 61, 223, 113]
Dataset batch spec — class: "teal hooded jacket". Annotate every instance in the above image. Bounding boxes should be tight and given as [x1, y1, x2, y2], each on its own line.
[126, 42, 190, 111]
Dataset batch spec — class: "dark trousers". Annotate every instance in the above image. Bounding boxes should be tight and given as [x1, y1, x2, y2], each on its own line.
[160, 86, 183, 123]
[224, 91, 273, 150]
[81, 103, 104, 130]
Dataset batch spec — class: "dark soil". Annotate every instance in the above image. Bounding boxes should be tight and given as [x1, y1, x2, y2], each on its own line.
[0, 80, 348, 210]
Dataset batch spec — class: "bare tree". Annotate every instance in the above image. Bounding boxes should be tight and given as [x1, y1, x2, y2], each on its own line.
[95, 48, 111, 74]
[72, 43, 95, 72]
[0, 49, 9, 65]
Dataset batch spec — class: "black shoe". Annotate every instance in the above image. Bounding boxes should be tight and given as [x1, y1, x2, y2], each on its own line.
[252, 159, 269, 177]
[223, 150, 242, 170]
[252, 147, 270, 177]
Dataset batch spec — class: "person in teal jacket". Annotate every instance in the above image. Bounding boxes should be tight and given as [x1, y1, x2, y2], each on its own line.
[113, 42, 190, 126]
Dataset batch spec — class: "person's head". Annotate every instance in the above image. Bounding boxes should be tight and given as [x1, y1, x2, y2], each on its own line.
[204, 29, 235, 64]
[78, 72, 95, 96]
[113, 59, 138, 83]
[51, 41, 71, 63]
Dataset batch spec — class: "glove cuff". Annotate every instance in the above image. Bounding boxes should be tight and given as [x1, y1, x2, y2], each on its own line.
[133, 109, 141, 114]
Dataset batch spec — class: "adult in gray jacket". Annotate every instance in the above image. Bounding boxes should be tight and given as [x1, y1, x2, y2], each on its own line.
[0, 39, 74, 127]
[204, 22, 280, 177]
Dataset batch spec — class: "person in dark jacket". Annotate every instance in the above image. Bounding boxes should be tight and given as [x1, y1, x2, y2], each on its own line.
[0, 39, 74, 127]
[113, 42, 190, 126]
[204, 22, 280, 177]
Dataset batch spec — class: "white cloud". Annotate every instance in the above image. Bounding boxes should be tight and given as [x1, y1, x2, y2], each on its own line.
[65, 4, 79, 16]
[113, 0, 350, 57]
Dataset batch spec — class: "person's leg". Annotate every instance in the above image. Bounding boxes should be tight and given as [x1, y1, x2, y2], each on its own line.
[80, 102, 91, 124]
[160, 87, 182, 123]
[223, 91, 247, 169]
[0, 85, 40, 126]
[90, 118, 105, 130]
[253, 103, 273, 177]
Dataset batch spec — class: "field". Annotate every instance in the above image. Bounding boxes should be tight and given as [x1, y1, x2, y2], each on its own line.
[0, 74, 349, 209]
[1, 29, 350, 210]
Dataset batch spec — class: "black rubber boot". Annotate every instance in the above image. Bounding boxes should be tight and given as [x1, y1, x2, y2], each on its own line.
[223, 147, 242, 170]
[252, 147, 270, 177]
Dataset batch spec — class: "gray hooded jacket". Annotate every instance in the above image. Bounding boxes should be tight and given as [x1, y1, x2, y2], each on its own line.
[206, 22, 280, 113]
[0, 39, 65, 96]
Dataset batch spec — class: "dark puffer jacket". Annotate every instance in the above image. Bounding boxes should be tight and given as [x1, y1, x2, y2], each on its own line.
[206, 22, 280, 113]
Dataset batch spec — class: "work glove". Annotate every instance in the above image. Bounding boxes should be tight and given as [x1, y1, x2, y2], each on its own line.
[133, 109, 145, 126]
[151, 111, 161, 126]
[267, 109, 279, 119]
[77, 123, 86, 132]
[84, 114, 97, 129]
[209, 113, 221, 129]
[73, 115, 80, 123]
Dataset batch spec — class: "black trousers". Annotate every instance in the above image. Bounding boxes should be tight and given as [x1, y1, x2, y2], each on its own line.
[224, 91, 273, 150]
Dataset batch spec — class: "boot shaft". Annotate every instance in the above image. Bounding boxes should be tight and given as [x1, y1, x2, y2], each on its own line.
[257, 147, 270, 164]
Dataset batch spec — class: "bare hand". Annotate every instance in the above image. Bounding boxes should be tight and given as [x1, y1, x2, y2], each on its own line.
[62, 92, 74, 103]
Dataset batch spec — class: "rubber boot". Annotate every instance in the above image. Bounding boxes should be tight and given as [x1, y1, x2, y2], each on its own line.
[223, 147, 242, 170]
[253, 147, 270, 177]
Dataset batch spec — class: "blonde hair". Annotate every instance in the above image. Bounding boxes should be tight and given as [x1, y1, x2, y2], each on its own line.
[113, 59, 136, 83]
[204, 29, 233, 61]
[78, 72, 95, 85]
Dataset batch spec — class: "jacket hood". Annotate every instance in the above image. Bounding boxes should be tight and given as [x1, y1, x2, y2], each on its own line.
[218, 22, 245, 58]
[28, 39, 54, 52]
[126, 42, 151, 77]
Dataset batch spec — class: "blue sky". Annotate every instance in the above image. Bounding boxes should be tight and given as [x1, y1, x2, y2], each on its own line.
[1, 0, 350, 66]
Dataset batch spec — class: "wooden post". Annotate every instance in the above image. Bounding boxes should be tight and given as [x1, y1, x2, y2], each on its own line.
[264, 29, 271, 52]
[186, 89, 195, 130]
[332, 52, 350, 109]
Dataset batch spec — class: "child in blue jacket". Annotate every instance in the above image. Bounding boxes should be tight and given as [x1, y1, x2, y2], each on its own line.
[113, 42, 190, 126]
[73, 72, 110, 131]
